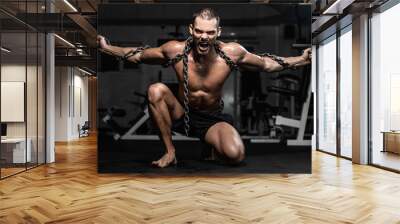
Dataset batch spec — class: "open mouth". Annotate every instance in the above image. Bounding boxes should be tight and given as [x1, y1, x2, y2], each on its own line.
[198, 42, 209, 52]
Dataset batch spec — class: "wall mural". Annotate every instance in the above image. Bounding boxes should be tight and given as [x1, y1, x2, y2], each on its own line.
[97, 3, 312, 173]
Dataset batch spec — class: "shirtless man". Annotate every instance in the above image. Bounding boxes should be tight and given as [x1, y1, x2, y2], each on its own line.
[97, 8, 311, 168]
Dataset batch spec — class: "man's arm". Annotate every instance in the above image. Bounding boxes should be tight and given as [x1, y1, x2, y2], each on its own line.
[97, 35, 180, 65]
[228, 43, 311, 72]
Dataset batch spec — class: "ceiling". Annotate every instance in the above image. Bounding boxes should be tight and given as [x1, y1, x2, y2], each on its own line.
[0, 0, 388, 73]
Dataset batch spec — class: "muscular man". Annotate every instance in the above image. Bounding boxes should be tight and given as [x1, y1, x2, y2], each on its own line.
[97, 8, 311, 168]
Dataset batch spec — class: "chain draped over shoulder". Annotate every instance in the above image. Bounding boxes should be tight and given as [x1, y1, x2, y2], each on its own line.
[162, 37, 237, 136]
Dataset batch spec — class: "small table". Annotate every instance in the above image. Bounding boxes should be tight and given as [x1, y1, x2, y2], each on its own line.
[382, 131, 400, 154]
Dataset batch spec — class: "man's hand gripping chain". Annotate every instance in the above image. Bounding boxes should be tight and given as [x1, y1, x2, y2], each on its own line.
[98, 36, 150, 62]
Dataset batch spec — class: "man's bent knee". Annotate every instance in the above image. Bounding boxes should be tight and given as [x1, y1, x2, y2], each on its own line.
[148, 83, 167, 103]
[224, 143, 245, 164]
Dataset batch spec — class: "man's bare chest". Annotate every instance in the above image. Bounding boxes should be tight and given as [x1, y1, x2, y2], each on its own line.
[173, 59, 232, 91]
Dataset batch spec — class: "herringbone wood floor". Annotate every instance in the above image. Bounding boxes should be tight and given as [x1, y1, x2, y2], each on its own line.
[1, 135, 400, 224]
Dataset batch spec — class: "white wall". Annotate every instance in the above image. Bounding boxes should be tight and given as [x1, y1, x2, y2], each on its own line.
[72, 71, 89, 138]
[1, 64, 39, 138]
[1, 65, 26, 130]
[55, 66, 69, 141]
[1, 63, 46, 164]
[55, 66, 89, 141]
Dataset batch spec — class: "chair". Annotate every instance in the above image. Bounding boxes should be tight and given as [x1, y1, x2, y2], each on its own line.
[79, 121, 90, 138]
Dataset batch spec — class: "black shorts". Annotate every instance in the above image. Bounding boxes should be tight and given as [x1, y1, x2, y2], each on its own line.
[172, 108, 234, 142]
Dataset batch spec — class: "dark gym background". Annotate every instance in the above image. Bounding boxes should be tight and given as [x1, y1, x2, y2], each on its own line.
[97, 3, 312, 173]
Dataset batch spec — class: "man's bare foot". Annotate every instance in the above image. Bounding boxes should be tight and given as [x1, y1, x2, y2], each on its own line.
[152, 151, 177, 168]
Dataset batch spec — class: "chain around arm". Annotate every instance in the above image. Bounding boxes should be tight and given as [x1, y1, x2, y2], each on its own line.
[99, 37, 150, 62]
[162, 54, 184, 67]
[122, 45, 151, 62]
[258, 52, 290, 70]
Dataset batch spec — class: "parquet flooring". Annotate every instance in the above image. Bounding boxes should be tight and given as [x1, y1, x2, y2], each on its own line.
[1, 135, 400, 223]
[1, 167, 26, 178]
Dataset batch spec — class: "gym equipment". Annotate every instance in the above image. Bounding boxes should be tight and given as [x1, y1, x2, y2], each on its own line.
[238, 70, 288, 142]
[100, 106, 127, 140]
[100, 91, 153, 140]
[273, 87, 311, 146]
[240, 92, 279, 136]
[100, 87, 199, 141]
[271, 66, 312, 146]
[238, 59, 312, 147]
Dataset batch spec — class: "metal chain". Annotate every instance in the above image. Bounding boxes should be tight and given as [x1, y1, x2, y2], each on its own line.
[162, 54, 184, 67]
[219, 98, 224, 113]
[214, 41, 239, 113]
[163, 37, 238, 136]
[258, 52, 290, 69]
[122, 45, 150, 61]
[214, 42, 238, 71]
[99, 37, 150, 62]
[182, 36, 193, 136]
[214, 42, 237, 114]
